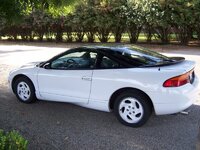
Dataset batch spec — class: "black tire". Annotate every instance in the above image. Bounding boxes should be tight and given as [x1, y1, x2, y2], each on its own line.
[13, 76, 36, 103]
[114, 90, 152, 127]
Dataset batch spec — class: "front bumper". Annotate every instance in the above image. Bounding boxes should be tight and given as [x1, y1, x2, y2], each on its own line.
[149, 76, 199, 115]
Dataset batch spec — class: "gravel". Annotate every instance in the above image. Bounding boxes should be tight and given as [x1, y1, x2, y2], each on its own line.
[0, 42, 199, 150]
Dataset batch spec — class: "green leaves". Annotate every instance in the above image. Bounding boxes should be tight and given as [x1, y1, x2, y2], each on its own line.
[0, 0, 22, 24]
[0, 0, 200, 44]
[0, 129, 28, 150]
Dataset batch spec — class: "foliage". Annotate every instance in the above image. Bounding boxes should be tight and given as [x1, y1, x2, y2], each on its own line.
[153, 0, 173, 44]
[0, 0, 200, 45]
[111, 1, 127, 43]
[193, 0, 200, 41]
[170, 0, 194, 45]
[126, 0, 144, 43]
[95, 5, 113, 42]
[80, 2, 97, 42]
[0, 0, 22, 24]
[70, 4, 86, 42]
[0, 129, 28, 150]
[63, 14, 74, 42]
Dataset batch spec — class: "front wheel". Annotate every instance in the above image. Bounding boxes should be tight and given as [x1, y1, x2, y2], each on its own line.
[114, 91, 152, 127]
[13, 77, 36, 103]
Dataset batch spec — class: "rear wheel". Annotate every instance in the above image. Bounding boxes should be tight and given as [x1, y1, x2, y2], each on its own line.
[114, 90, 152, 127]
[13, 77, 36, 103]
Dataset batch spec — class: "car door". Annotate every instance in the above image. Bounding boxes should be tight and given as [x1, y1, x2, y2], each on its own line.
[90, 54, 124, 102]
[37, 48, 97, 103]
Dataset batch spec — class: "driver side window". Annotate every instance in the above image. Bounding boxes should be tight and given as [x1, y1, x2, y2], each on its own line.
[51, 50, 97, 70]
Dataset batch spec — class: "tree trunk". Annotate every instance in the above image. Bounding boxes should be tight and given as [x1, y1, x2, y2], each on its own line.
[113, 27, 123, 43]
[75, 32, 84, 42]
[86, 32, 95, 43]
[177, 26, 191, 45]
[56, 31, 63, 42]
[155, 27, 170, 44]
[38, 33, 44, 41]
[196, 28, 200, 45]
[97, 29, 110, 43]
[128, 26, 142, 44]
[114, 32, 122, 43]
[66, 32, 73, 42]
[146, 28, 152, 43]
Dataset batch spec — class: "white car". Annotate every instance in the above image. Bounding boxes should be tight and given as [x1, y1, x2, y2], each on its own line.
[8, 45, 199, 127]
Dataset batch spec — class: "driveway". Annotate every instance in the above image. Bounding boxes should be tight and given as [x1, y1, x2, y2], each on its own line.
[0, 42, 199, 150]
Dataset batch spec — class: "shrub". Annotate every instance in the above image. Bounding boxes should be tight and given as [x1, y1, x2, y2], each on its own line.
[1, 0, 200, 45]
[170, 0, 194, 45]
[0, 129, 28, 150]
[111, 2, 127, 43]
[126, 1, 143, 43]
[95, 5, 113, 43]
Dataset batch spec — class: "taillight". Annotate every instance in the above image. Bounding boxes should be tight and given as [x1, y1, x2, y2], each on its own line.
[163, 69, 194, 87]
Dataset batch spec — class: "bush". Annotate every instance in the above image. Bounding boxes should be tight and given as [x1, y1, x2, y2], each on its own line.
[1, 0, 200, 45]
[0, 129, 28, 150]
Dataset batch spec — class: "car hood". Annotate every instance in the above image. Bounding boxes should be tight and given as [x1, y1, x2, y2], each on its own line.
[9, 61, 42, 79]
[20, 61, 42, 69]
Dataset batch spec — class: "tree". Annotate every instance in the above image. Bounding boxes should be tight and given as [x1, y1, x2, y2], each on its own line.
[95, 2, 113, 42]
[111, 1, 127, 43]
[126, 0, 144, 43]
[152, 0, 173, 44]
[63, 14, 74, 42]
[81, 2, 97, 43]
[0, 0, 22, 23]
[0, 0, 22, 38]
[192, 0, 200, 44]
[170, 0, 194, 45]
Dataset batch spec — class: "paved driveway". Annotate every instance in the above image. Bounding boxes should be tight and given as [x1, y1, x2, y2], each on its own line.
[0, 42, 199, 150]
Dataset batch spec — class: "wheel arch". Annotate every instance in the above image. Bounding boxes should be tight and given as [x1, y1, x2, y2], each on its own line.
[109, 87, 154, 111]
[11, 74, 35, 92]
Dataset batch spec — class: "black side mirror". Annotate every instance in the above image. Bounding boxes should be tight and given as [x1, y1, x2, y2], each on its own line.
[43, 63, 51, 69]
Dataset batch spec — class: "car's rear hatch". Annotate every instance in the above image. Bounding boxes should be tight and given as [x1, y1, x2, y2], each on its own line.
[159, 59, 195, 73]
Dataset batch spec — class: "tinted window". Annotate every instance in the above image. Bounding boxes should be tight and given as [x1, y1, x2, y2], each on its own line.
[102, 46, 173, 67]
[124, 45, 171, 66]
[100, 56, 120, 69]
[51, 50, 97, 69]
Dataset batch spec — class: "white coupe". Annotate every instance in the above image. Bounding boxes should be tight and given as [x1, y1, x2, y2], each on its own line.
[8, 45, 199, 127]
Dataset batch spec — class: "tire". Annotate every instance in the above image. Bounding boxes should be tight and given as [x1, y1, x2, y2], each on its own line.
[13, 76, 36, 103]
[114, 90, 152, 127]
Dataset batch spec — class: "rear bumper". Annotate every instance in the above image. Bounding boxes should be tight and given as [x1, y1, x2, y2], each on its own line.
[150, 76, 199, 115]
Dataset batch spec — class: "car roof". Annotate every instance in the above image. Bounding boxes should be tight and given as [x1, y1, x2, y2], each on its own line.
[80, 45, 130, 53]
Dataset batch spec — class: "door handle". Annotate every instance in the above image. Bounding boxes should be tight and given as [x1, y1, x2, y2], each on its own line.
[82, 76, 92, 81]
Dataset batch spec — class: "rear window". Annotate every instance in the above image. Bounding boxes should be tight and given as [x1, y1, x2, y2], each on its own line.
[105, 46, 175, 67]
[123, 45, 172, 66]
[100, 45, 184, 67]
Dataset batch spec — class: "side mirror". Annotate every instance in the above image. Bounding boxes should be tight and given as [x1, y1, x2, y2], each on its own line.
[43, 63, 51, 69]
